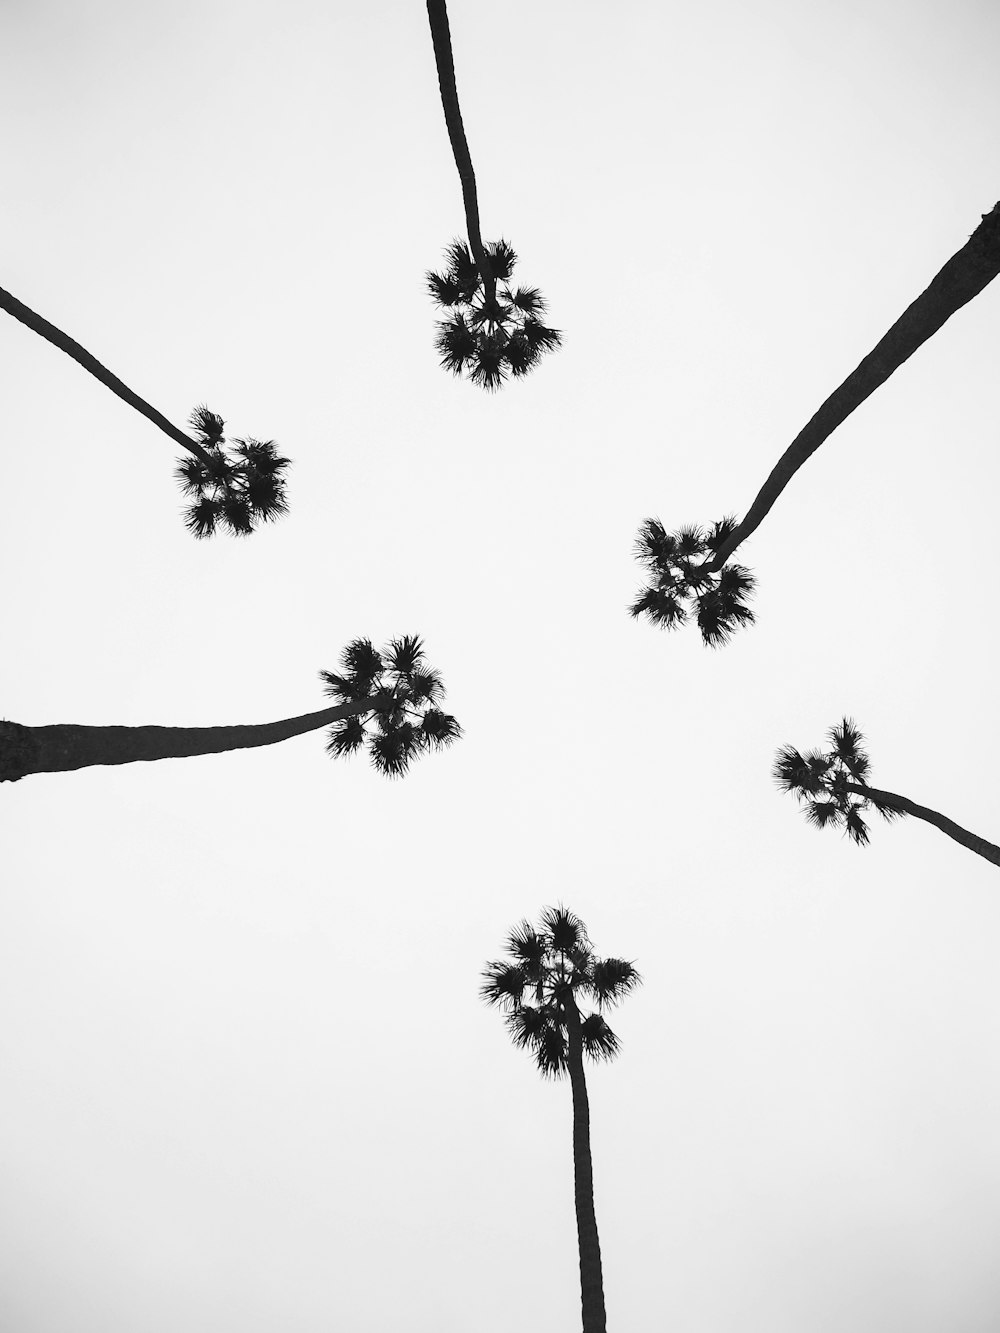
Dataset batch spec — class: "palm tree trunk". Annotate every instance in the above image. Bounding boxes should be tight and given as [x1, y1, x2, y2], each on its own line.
[0, 695, 384, 783]
[0, 282, 211, 465]
[565, 999, 607, 1333]
[425, 0, 497, 305]
[845, 781, 1000, 868]
[709, 200, 1000, 570]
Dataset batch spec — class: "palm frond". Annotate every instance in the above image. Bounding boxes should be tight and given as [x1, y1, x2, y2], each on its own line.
[535, 1022, 569, 1078]
[506, 921, 547, 968]
[485, 239, 517, 281]
[773, 745, 819, 795]
[805, 800, 843, 830]
[508, 285, 545, 315]
[695, 590, 755, 647]
[581, 1013, 621, 1062]
[706, 515, 740, 552]
[629, 586, 687, 628]
[588, 958, 642, 1008]
[426, 269, 465, 307]
[481, 962, 528, 1008]
[505, 1003, 551, 1048]
[844, 805, 871, 846]
[386, 634, 425, 677]
[541, 905, 587, 955]
[634, 519, 676, 568]
[369, 726, 418, 778]
[408, 669, 445, 704]
[183, 496, 221, 539]
[189, 404, 225, 444]
[341, 639, 385, 687]
[325, 715, 366, 758]
[434, 314, 479, 376]
[421, 709, 462, 749]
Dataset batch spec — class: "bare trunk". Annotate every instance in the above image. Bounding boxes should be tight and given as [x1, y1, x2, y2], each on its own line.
[0, 695, 383, 782]
[425, 0, 497, 306]
[845, 781, 1000, 868]
[709, 201, 1000, 569]
[0, 282, 211, 465]
[565, 999, 607, 1333]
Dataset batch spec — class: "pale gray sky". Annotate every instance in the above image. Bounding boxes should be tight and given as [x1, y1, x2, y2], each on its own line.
[2, 1, 1000, 1330]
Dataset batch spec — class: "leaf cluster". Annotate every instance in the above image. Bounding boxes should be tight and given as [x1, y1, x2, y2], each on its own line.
[174, 405, 291, 538]
[320, 635, 461, 778]
[427, 239, 562, 391]
[772, 717, 903, 846]
[630, 516, 756, 646]
[481, 905, 641, 1078]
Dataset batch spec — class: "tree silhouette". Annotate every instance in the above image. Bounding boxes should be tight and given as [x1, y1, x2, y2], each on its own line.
[633, 200, 1000, 638]
[774, 717, 1000, 868]
[425, 0, 561, 389]
[1, 283, 290, 536]
[482, 906, 641, 1333]
[0, 636, 460, 783]
[629, 515, 757, 647]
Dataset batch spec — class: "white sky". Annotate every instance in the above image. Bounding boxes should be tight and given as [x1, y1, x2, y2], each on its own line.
[2, 0, 1000, 1329]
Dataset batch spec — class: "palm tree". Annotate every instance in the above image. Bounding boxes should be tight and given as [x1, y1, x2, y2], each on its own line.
[482, 906, 641, 1333]
[0, 636, 460, 783]
[1, 283, 290, 536]
[425, 0, 561, 388]
[774, 717, 1000, 868]
[632, 200, 1000, 640]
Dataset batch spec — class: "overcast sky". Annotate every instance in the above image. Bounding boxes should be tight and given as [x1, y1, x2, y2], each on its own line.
[3, 1, 1000, 1329]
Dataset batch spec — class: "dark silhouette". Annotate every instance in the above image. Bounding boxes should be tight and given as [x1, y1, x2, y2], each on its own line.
[1, 284, 290, 536]
[0, 636, 460, 783]
[482, 906, 641, 1333]
[774, 717, 1000, 868]
[629, 515, 756, 646]
[633, 201, 1000, 639]
[425, 0, 561, 388]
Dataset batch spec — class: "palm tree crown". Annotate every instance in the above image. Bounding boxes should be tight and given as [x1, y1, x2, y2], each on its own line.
[481, 906, 641, 1076]
[427, 239, 561, 391]
[773, 717, 901, 846]
[174, 405, 290, 537]
[320, 634, 462, 777]
[629, 516, 756, 646]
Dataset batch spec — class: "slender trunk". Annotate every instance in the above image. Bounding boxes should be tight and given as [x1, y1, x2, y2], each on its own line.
[565, 999, 607, 1333]
[0, 283, 211, 465]
[844, 781, 1000, 868]
[0, 695, 384, 783]
[709, 200, 1000, 570]
[425, 0, 497, 306]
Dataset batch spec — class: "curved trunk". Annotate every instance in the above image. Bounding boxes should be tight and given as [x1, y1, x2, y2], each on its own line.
[0, 695, 383, 783]
[845, 781, 1000, 868]
[0, 283, 210, 465]
[425, 0, 497, 304]
[565, 999, 607, 1333]
[709, 200, 1000, 570]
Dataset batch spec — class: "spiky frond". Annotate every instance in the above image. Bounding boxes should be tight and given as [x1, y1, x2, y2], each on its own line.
[325, 715, 366, 758]
[481, 962, 528, 1009]
[580, 1013, 620, 1062]
[588, 958, 642, 1008]
[421, 709, 462, 749]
